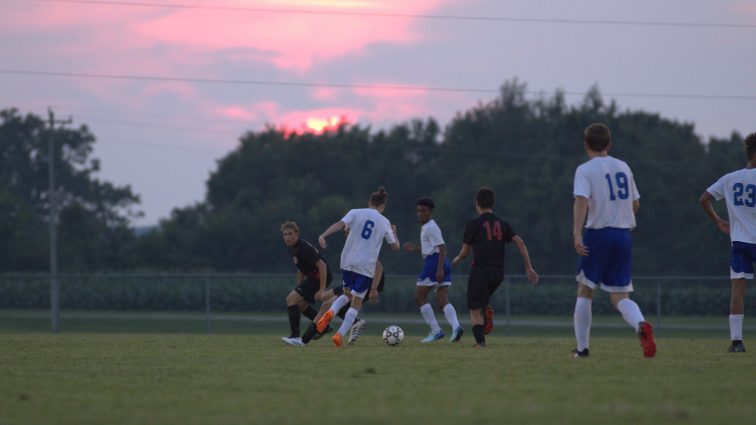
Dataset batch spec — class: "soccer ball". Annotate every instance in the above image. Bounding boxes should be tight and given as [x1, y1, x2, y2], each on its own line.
[382, 325, 404, 346]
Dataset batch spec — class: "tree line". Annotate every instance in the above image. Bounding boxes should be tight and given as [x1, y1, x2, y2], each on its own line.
[0, 81, 746, 275]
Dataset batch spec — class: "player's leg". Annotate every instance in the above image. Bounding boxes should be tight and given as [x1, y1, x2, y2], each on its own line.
[467, 268, 488, 347]
[436, 286, 462, 342]
[316, 272, 353, 333]
[285, 290, 306, 338]
[572, 283, 593, 358]
[334, 283, 368, 348]
[728, 242, 753, 352]
[349, 269, 385, 344]
[416, 284, 443, 342]
[729, 278, 747, 352]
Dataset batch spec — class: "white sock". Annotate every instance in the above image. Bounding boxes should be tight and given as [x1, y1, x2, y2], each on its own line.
[420, 303, 441, 333]
[329, 294, 349, 314]
[337, 307, 359, 336]
[443, 303, 461, 330]
[730, 314, 744, 341]
[574, 297, 592, 351]
[616, 298, 645, 332]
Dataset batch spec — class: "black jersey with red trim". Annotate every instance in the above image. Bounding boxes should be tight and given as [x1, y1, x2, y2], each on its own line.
[462, 212, 516, 268]
[288, 239, 329, 279]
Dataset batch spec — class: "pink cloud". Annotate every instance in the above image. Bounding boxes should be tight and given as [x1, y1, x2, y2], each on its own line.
[132, 0, 448, 71]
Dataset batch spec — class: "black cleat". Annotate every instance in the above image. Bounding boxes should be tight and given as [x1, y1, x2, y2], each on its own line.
[311, 325, 333, 340]
[571, 348, 590, 358]
[728, 340, 746, 353]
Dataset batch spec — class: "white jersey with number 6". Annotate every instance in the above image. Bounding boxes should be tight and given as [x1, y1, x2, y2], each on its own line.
[707, 168, 756, 244]
[573, 156, 640, 229]
[340, 208, 396, 278]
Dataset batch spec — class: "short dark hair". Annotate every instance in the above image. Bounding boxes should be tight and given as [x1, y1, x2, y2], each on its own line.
[416, 197, 435, 210]
[475, 187, 495, 209]
[745, 132, 756, 160]
[369, 186, 388, 207]
[584, 123, 612, 152]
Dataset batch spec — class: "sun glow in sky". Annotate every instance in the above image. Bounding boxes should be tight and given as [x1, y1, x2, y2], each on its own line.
[2, 0, 754, 224]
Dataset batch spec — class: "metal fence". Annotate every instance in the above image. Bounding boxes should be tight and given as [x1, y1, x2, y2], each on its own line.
[0, 273, 746, 333]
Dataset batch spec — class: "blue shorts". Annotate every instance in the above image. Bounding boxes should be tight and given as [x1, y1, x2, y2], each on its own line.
[341, 270, 373, 298]
[730, 241, 756, 279]
[417, 253, 452, 287]
[576, 227, 633, 293]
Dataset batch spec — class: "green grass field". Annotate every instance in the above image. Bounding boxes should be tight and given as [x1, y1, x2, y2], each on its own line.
[1, 311, 754, 425]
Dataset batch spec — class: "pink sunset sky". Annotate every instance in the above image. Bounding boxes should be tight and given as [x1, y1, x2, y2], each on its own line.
[2, 0, 755, 224]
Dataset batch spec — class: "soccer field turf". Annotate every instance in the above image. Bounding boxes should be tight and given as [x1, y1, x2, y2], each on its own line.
[1, 328, 754, 425]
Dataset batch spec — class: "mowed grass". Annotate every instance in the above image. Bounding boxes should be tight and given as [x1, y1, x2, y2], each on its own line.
[1, 321, 754, 425]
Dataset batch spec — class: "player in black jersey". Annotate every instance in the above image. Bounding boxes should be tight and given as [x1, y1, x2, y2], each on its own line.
[280, 221, 333, 345]
[451, 187, 539, 347]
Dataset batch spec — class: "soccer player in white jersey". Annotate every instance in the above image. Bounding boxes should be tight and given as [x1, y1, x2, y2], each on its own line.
[699, 132, 756, 353]
[316, 187, 400, 348]
[572, 123, 656, 358]
[403, 197, 464, 343]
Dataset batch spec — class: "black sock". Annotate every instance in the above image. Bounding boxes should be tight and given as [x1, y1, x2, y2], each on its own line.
[337, 304, 350, 320]
[287, 305, 301, 338]
[473, 325, 485, 345]
[301, 323, 317, 344]
[302, 305, 318, 320]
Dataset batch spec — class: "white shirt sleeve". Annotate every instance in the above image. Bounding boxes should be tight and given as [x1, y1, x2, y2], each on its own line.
[573, 166, 591, 198]
[707, 177, 726, 201]
[383, 221, 397, 245]
[426, 223, 445, 247]
[630, 171, 641, 201]
[340, 209, 356, 227]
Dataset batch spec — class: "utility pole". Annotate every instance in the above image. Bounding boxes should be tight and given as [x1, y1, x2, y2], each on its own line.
[48, 108, 72, 333]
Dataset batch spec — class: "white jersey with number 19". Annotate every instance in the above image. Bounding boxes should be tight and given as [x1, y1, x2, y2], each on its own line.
[573, 156, 640, 229]
[707, 168, 756, 244]
[339, 208, 396, 278]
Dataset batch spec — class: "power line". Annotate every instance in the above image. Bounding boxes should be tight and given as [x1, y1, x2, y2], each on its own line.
[29, 0, 756, 29]
[2, 68, 755, 101]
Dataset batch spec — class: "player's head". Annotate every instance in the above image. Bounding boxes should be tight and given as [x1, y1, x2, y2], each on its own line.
[369, 186, 388, 211]
[475, 187, 495, 212]
[415, 197, 435, 223]
[280, 221, 299, 246]
[584, 123, 612, 153]
[745, 132, 756, 162]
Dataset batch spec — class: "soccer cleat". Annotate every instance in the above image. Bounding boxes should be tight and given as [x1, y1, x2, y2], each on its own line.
[311, 325, 333, 341]
[347, 319, 367, 345]
[570, 348, 590, 358]
[332, 332, 343, 348]
[316, 310, 335, 333]
[420, 330, 445, 343]
[637, 321, 656, 358]
[728, 340, 746, 353]
[449, 327, 464, 343]
[281, 337, 305, 347]
[483, 305, 494, 335]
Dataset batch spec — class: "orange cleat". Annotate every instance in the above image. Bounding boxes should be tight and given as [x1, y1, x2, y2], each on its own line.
[332, 332, 343, 348]
[316, 310, 334, 334]
[483, 305, 494, 335]
[638, 321, 656, 358]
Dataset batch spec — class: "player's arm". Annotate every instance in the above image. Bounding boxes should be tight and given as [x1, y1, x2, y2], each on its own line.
[368, 261, 383, 304]
[319, 221, 346, 248]
[573, 195, 589, 256]
[296, 270, 304, 285]
[512, 235, 539, 284]
[699, 191, 730, 234]
[315, 259, 328, 300]
[402, 242, 420, 252]
[435, 244, 447, 283]
[388, 225, 400, 251]
[451, 243, 471, 266]
[633, 200, 640, 214]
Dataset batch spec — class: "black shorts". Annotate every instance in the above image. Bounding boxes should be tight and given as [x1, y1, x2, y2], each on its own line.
[467, 266, 504, 310]
[294, 271, 333, 304]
